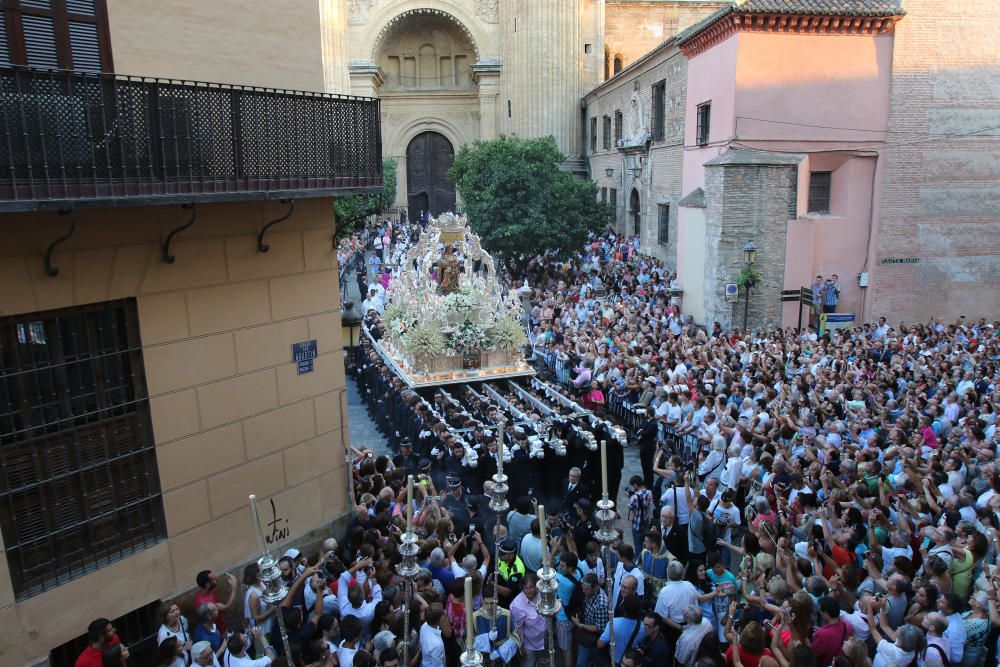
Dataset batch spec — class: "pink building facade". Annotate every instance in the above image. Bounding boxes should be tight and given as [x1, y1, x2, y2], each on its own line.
[675, 1, 902, 330]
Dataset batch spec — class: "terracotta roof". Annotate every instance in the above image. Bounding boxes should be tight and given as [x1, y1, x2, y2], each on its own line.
[734, 0, 904, 15]
[676, 0, 905, 46]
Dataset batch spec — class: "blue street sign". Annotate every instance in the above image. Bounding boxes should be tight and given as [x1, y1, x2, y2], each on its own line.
[297, 359, 314, 375]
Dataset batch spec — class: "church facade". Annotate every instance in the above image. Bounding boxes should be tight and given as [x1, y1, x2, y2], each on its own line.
[333, 0, 726, 220]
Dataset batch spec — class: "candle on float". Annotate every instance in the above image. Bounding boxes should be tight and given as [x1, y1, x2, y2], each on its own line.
[406, 474, 414, 531]
[538, 504, 550, 568]
[497, 421, 505, 479]
[600, 440, 608, 498]
[464, 575, 475, 650]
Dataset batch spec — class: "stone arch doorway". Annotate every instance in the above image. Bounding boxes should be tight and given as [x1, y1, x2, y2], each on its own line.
[407, 131, 456, 221]
[630, 188, 641, 236]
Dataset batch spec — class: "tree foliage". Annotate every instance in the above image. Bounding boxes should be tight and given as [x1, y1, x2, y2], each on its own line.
[448, 136, 609, 267]
[334, 158, 397, 243]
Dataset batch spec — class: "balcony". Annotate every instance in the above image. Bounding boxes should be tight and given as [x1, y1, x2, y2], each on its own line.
[0, 67, 383, 212]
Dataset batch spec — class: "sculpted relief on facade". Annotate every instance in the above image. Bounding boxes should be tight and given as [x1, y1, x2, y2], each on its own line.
[348, 0, 379, 26]
[475, 0, 499, 23]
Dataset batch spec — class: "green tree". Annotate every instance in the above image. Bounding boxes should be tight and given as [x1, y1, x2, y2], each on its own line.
[448, 135, 608, 269]
[333, 158, 397, 242]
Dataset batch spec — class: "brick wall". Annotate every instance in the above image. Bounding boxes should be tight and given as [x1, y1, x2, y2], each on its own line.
[704, 162, 798, 331]
[872, 0, 1000, 323]
[585, 46, 690, 267]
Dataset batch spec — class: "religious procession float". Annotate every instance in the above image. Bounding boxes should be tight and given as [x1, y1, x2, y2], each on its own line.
[368, 213, 535, 388]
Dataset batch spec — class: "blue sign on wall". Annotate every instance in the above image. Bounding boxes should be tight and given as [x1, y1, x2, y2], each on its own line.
[292, 340, 318, 374]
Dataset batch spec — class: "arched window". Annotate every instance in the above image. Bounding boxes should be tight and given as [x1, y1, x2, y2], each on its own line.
[614, 55, 624, 75]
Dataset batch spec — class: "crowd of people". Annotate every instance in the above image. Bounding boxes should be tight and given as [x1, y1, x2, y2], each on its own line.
[80, 216, 999, 667]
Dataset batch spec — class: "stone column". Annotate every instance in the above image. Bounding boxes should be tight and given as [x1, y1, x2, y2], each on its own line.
[319, 0, 350, 94]
[473, 60, 503, 141]
[500, 0, 585, 158]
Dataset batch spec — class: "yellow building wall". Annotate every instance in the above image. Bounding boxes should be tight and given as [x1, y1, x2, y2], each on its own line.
[106, 0, 327, 92]
[0, 199, 350, 665]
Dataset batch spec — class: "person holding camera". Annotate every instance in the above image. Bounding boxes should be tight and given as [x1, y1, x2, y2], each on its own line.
[221, 627, 275, 667]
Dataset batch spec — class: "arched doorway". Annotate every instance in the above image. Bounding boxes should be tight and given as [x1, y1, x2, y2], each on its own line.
[407, 131, 456, 220]
[630, 188, 641, 236]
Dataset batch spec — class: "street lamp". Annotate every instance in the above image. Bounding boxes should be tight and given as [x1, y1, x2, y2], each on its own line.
[742, 240, 758, 331]
[341, 301, 362, 348]
[631, 166, 642, 179]
[605, 167, 614, 178]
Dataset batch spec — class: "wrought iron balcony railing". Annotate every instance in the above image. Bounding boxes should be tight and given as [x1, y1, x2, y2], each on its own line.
[0, 67, 383, 211]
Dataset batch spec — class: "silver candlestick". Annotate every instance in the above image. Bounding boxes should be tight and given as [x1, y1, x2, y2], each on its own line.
[250, 495, 292, 660]
[534, 564, 562, 667]
[489, 422, 510, 636]
[595, 495, 618, 667]
[397, 530, 421, 667]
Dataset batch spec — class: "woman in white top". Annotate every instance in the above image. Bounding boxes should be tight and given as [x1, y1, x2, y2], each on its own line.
[243, 562, 275, 635]
[157, 602, 192, 666]
[867, 613, 924, 667]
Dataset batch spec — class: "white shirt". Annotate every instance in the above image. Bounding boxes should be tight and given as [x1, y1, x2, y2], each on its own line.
[337, 642, 358, 667]
[338, 571, 383, 633]
[420, 623, 446, 667]
[944, 612, 966, 663]
[655, 580, 698, 624]
[661, 484, 690, 524]
[721, 456, 743, 489]
[873, 640, 914, 667]
[222, 652, 271, 667]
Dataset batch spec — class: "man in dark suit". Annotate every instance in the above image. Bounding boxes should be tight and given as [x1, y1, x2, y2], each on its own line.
[560, 466, 589, 518]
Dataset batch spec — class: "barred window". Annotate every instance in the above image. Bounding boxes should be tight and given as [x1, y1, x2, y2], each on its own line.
[0, 299, 164, 600]
[658, 204, 670, 246]
[696, 102, 711, 146]
[590, 116, 597, 153]
[614, 111, 623, 144]
[652, 81, 666, 141]
[808, 171, 832, 214]
[602, 115, 611, 150]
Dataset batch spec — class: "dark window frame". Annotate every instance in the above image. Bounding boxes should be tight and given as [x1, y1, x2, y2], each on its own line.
[808, 171, 832, 214]
[609, 188, 617, 224]
[602, 115, 611, 150]
[0, 298, 165, 600]
[600, 186, 607, 203]
[590, 116, 597, 153]
[696, 102, 711, 147]
[652, 80, 666, 141]
[614, 111, 623, 144]
[657, 203, 670, 246]
[0, 0, 114, 72]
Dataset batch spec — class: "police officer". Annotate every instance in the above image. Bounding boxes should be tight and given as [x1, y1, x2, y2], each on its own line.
[494, 539, 526, 608]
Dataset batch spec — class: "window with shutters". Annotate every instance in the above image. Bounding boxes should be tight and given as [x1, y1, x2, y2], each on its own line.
[0, 299, 164, 600]
[590, 116, 597, 153]
[0, 0, 113, 72]
[808, 171, 832, 214]
[609, 188, 617, 224]
[602, 115, 611, 150]
[614, 111, 623, 144]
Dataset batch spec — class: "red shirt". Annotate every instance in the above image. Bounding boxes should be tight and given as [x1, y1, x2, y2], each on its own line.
[811, 619, 853, 667]
[75, 636, 120, 667]
[725, 645, 773, 667]
[194, 590, 227, 635]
